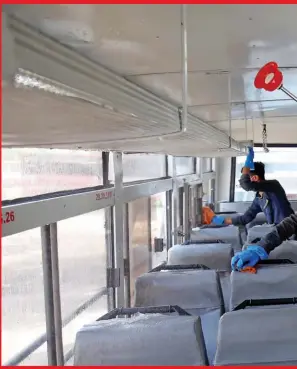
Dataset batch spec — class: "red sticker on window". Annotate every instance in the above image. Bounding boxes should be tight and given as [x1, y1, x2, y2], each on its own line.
[2, 211, 15, 224]
[96, 191, 113, 201]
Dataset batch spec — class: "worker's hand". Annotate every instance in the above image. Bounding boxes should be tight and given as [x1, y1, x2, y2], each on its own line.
[224, 217, 233, 225]
[244, 146, 255, 170]
[212, 215, 225, 225]
[231, 245, 268, 271]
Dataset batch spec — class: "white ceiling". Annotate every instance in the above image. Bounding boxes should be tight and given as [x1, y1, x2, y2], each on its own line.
[3, 5, 297, 153]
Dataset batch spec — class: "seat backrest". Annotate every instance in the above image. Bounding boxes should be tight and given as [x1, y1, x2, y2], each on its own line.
[246, 224, 275, 244]
[214, 307, 297, 365]
[168, 243, 233, 271]
[74, 314, 208, 366]
[230, 264, 297, 310]
[134, 269, 223, 314]
[191, 226, 242, 252]
[270, 240, 297, 263]
[246, 212, 267, 231]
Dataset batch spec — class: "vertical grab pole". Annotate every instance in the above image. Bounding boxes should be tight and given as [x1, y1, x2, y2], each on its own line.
[49, 223, 64, 366]
[165, 156, 173, 250]
[123, 203, 131, 307]
[196, 184, 203, 226]
[183, 183, 190, 241]
[147, 197, 153, 271]
[113, 152, 125, 307]
[172, 156, 179, 245]
[181, 4, 188, 133]
[103, 152, 115, 311]
[41, 225, 57, 366]
[228, 72, 232, 148]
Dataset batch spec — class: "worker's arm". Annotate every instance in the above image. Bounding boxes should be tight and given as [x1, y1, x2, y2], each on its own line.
[226, 199, 261, 226]
[231, 213, 297, 271]
[257, 213, 297, 253]
[239, 173, 279, 192]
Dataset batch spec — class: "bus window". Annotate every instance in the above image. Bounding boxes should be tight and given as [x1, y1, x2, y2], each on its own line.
[2, 148, 103, 200]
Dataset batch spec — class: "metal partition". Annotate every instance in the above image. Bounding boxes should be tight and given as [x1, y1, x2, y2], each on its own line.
[1, 152, 209, 366]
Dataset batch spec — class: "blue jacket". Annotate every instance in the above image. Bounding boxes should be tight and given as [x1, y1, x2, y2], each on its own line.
[232, 174, 294, 226]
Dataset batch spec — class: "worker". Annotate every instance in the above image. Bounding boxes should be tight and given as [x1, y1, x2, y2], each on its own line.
[231, 213, 297, 270]
[212, 147, 294, 227]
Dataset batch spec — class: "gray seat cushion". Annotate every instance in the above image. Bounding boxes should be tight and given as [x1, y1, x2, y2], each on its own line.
[134, 270, 223, 365]
[270, 240, 297, 263]
[74, 314, 208, 366]
[191, 226, 242, 253]
[246, 212, 267, 231]
[167, 243, 233, 271]
[230, 264, 297, 310]
[246, 224, 275, 244]
[214, 307, 297, 365]
[135, 269, 223, 311]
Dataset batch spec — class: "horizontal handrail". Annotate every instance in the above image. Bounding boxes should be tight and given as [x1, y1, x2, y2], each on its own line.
[233, 297, 297, 311]
[149, 263, 210, 272]
[97, 305, 191, 320]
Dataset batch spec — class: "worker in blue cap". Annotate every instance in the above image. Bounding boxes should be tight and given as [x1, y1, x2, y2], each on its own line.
[213, 147, 293, 228]
[231, 212, 297, 270]
[212, 146, 293, 243]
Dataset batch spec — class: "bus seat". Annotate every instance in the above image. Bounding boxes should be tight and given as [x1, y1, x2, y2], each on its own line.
[74, 314, 208, 366]
[270, 240, 297, 262]
[230, 264, 297, 311]
[217, 271, 231, 312]
[214, 212, 247, 243]
[134, 269, 224, 364]
[214, 307, 297, 365]
[245, 224, 275, 245]
[244, 225, 297, 262]
[191, 225, 242, 253]
[167, 242, 233, 271]
[246, 212, 267, 231]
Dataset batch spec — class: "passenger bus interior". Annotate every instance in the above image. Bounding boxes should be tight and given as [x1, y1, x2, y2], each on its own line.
[2, 4, 297, 366]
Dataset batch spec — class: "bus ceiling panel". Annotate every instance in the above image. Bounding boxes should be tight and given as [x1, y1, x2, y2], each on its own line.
[128, 72, 245, 107]
[4, 5, 297, 75]
[212, 117, 297, 145]
[246, 100, 297, 119]
[189, 103, 248, 123]
[193, 101, 297, 127]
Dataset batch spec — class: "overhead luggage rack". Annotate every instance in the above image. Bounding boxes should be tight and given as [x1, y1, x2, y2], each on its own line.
[2, 10, 249, 156]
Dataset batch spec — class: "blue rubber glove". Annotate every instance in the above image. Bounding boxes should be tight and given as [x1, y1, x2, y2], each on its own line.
[212, 215, 225, 225]
[231, 245, 268, 271]
[244, 146, 255, 170]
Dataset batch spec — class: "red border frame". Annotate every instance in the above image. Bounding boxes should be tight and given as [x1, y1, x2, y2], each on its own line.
[1, 1, 297, 368]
